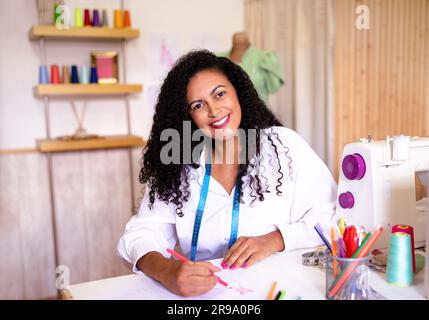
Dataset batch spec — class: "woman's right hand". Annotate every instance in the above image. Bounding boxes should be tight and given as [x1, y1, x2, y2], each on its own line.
[160, 259, 221, 297]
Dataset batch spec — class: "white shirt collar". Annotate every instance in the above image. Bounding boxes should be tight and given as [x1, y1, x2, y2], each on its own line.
[193, 144, 237, 198]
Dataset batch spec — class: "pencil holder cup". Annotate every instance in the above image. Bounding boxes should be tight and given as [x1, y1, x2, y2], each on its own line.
[325, 254, 371, 300]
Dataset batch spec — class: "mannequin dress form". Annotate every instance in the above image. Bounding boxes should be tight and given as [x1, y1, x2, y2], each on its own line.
[217, 31, 284, 103]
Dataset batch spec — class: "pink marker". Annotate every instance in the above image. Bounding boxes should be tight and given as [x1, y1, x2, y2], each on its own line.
[166, 248, 230, 288]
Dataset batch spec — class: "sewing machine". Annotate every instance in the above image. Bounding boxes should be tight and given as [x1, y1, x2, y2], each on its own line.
[335, 136, 429, 250]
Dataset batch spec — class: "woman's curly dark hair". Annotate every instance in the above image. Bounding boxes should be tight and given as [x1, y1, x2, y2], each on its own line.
[139, 50, 287, 216]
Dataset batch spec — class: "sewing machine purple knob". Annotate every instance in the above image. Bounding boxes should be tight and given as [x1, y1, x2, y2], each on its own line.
[339, 191, 355, 209]
[342, 153, 366, 180]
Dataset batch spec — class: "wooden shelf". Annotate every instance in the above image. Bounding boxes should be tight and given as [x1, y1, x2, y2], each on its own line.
[37, 135, 145, 153]
[35, 84, 143, 96]
[29, 25, 139, 40]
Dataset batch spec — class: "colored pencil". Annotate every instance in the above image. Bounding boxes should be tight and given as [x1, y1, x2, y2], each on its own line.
[331, 227, 339, 277]
[278, 290, 286, 300]
[166, 248, 188, 262]
[339, 218, 345, 235]
[166, 248, 230, 288]
[352, 232, 372, 258]
[314, 224, 333, 253]
[266, 281, 277, 300]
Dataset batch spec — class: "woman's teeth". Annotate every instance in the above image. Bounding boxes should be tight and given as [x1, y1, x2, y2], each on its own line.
[211, 115, 229, 127]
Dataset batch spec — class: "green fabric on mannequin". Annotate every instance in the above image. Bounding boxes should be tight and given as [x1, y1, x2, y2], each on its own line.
[217, 46, 284, 102]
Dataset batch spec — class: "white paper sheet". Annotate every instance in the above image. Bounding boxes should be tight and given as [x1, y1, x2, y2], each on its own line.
[113, 258, 271, 300]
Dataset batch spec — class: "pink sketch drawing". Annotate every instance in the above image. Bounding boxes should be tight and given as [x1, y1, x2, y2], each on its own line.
[227, 280, 253, 295]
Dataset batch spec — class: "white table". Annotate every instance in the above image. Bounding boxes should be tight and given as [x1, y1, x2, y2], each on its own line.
[66, 249, 426, 300]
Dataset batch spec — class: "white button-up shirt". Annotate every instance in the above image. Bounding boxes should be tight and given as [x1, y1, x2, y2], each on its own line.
[117, 127, 337, 272]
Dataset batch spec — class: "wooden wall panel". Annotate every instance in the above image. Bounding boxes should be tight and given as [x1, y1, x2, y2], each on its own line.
[335, 0, 428, 176]
[52, 149, 135, 285]
[0, 153, 57, 299]
[0, 147, 143, 298]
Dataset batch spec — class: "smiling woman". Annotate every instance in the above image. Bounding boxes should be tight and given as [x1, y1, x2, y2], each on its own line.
[187, 70, 242, 138]
[117, 50, 337, 297]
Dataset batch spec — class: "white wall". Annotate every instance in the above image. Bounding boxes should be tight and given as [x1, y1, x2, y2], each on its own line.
[0, 0, 245, 149]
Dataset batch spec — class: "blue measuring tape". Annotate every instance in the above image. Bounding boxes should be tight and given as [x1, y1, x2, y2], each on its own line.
[190, 163, 241, 261]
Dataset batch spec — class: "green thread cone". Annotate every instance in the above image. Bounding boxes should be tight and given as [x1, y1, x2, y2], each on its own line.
[386, 232, 413, 286]
[54, 3, 61, 24]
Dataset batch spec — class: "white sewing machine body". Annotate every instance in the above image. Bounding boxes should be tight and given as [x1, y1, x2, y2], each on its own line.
[336, 136, 429, 249]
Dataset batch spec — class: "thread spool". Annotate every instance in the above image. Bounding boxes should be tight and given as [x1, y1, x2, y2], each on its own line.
[90, 66, 98, 83]
[386, 232, 413, 286]
[74, 8, 83, 27]
[39, 65, 49, 84]
[392, 135, 410, 161]
[84, 9, 91, 26]
[80, 65, 89, 84]
[71, 65, 79, 83]
[101, 9, 109, 27]
[62, 65, 70, 84]
[123, 10, 131, 28]
[392, 225, 415, 273]
[50, 64, 60, 84]
[92, 9, 100, 27]
[53, 3, 61, 24]
[114, 9, 123, 28]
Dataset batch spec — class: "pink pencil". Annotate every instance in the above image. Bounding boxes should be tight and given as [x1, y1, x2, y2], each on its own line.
[166, 248, 229, 288]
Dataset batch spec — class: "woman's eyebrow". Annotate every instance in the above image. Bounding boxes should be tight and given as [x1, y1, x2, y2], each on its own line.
[189, 85, 226, 106]
[189, 99, 202, 107]
[210, 85, 226, 95]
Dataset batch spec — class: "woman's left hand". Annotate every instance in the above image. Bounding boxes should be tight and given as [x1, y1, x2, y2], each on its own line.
[221, 230, 285, 269]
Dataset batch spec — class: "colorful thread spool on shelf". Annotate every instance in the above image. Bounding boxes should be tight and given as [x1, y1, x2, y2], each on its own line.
[71, 65, 79, 84]
[53, 3, 61, 24]
[62, 65, 70, 84]
[74, 8, 83, 27]
[114, 9, 123, 28]
[80, 65, 89, 84]
[92, 9, 101, 27]
[90, 66, 98, 83]
[386, 232, 413, 287]
[102, 9, 109, 27]
[39, 65, 49, 84]
[50, 64, 60, 84]
[123, 10, 131, 28]
[84, 9, 91, 26]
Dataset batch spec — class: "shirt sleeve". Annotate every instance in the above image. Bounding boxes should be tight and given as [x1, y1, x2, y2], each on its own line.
[260, 51, 284, 94]
[275, 129, 337, 252]
[117, 188, 177, 274]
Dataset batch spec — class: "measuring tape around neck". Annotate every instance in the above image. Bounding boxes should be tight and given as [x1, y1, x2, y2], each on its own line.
[190, 163, 241, 261]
